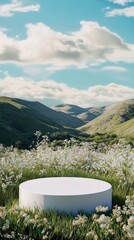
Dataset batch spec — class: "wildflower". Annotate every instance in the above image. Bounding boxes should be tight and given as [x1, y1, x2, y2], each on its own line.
[123, 224, 134, 239]
[116, 216, 122, 223]
[0, 206, 6, 218]
[92, 213, 98, 220]
[72, 214, 88, 227]
[3, 234, 13, 239]
[107, 229, 114, 235]
[29, 218, 36, 224]
[96, 205, 108, 213]
[2, 219, 10, 231]
[42, 135, 49, 142]
[1, 183, 7, 191]
[34, 214, 40, 220]
[43, 217, 48, 224]
[23, 215, 31, 226]
[8, 206, 19, 215]
[42, 235, 49, 240]
[86, 230, 98, 239]
[97, 214, 112, 229]
[34, 131, 42, 138]
[125, 195, 134, 211]
[19, 210, 25, 216]
[22, 212, 28, 218]
[128, 216, 134, 227]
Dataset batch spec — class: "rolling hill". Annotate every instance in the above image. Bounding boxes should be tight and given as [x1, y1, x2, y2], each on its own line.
[0, 97, 81, 147]
[77, 107, 105, 122]
[53, 104, 88, 116]
[53, 104, 105, 122]
[79, 99, 134, 137]
[0, 97, 134, 147]
[13, 99, 84, 128]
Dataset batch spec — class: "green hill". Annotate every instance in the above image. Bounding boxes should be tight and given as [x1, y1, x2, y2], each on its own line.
[1, 97, 133, 147]
[79, 99, 134, 138]
[14, 99, 84, 128]
[0, 97, 80, 147]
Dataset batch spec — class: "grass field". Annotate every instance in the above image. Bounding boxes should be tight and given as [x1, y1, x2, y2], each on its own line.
[0, 136, 134, 239]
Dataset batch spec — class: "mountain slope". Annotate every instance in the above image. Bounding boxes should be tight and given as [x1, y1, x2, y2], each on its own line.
[53, 104, 105, 122]
[77, 107, 105, 122]
[53, 104, 88, 116]
[14, 99, 84, 128]
[79, 99, 134, 137]
[0, 97, 80, 147]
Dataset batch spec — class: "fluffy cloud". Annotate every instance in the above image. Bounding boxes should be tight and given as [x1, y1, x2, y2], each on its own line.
[0, 21, 134, 69]
[107, 0, 134, 17]
[0, 0, 40, 17]
[106, 6, 134, 16]
[0, 76, 134, 107]
[110, 0, 134, 5]
[102, 66, 127, 71]
[0, 27, 8, 32]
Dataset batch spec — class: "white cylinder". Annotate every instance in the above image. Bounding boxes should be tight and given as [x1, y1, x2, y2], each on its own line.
[19, 177, 112, 214]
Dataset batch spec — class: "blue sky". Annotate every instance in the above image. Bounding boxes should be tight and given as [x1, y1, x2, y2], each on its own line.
[0, 0, 134, 107]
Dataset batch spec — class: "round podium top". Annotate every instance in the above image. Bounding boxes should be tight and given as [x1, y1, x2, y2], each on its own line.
[20, 177, 112, 196]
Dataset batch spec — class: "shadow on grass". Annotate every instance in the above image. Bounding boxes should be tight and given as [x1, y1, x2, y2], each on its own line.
[112, 194, 125, 207]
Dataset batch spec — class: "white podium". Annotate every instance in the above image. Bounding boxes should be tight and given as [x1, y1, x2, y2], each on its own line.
[19, 177, 112, 214]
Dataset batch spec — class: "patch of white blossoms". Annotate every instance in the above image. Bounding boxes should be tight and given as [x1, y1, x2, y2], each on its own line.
[0, 139, 133, 194]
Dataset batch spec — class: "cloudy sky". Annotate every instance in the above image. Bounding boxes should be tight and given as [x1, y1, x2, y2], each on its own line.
[0, 0, 134, 107]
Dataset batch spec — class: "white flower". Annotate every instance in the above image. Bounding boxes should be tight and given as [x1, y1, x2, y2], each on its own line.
[97, 214, 112, 229]
[2, 219, 10, 231]
[96, 206, 108, 213]
[116, 216, 122, 223]
[86, 230, 98, 239]
[72, 214, 88, 227]
[123, 224, 134, 239]
[128, 216, 134, 227]
[0, 206, 6, 218]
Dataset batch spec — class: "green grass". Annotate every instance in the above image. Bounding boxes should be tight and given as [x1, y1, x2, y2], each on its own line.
[0, 140, 133, 239]
[1, 169, 133, 239]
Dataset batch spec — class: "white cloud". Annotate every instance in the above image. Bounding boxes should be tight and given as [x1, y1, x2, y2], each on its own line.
[0, 27, 8, 32]
[0, 76, 134, 107]
[0, 21, 134, 69]
[102, 66, 127, 71]
[106, 6, 134, 16]
[0, 0, 40, 17]
[110, 0, 134, 5]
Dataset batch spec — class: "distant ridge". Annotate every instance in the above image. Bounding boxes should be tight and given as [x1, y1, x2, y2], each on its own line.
[77, 107, 105, 122]
[53, 104, 88, 116]
[53, 104, 105, 122]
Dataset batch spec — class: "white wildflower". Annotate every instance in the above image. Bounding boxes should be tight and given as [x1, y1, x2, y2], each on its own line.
[123, 224, 134, 239]
[72, 214, 88, 227]
[96, 206, 108, 213]
[97, 214, 112, 229]
[128, 216, 134, 227]
[86, 230, 98, 239]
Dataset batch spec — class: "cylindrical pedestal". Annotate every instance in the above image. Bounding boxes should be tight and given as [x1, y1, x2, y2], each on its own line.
[19, 177, 112, 214]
